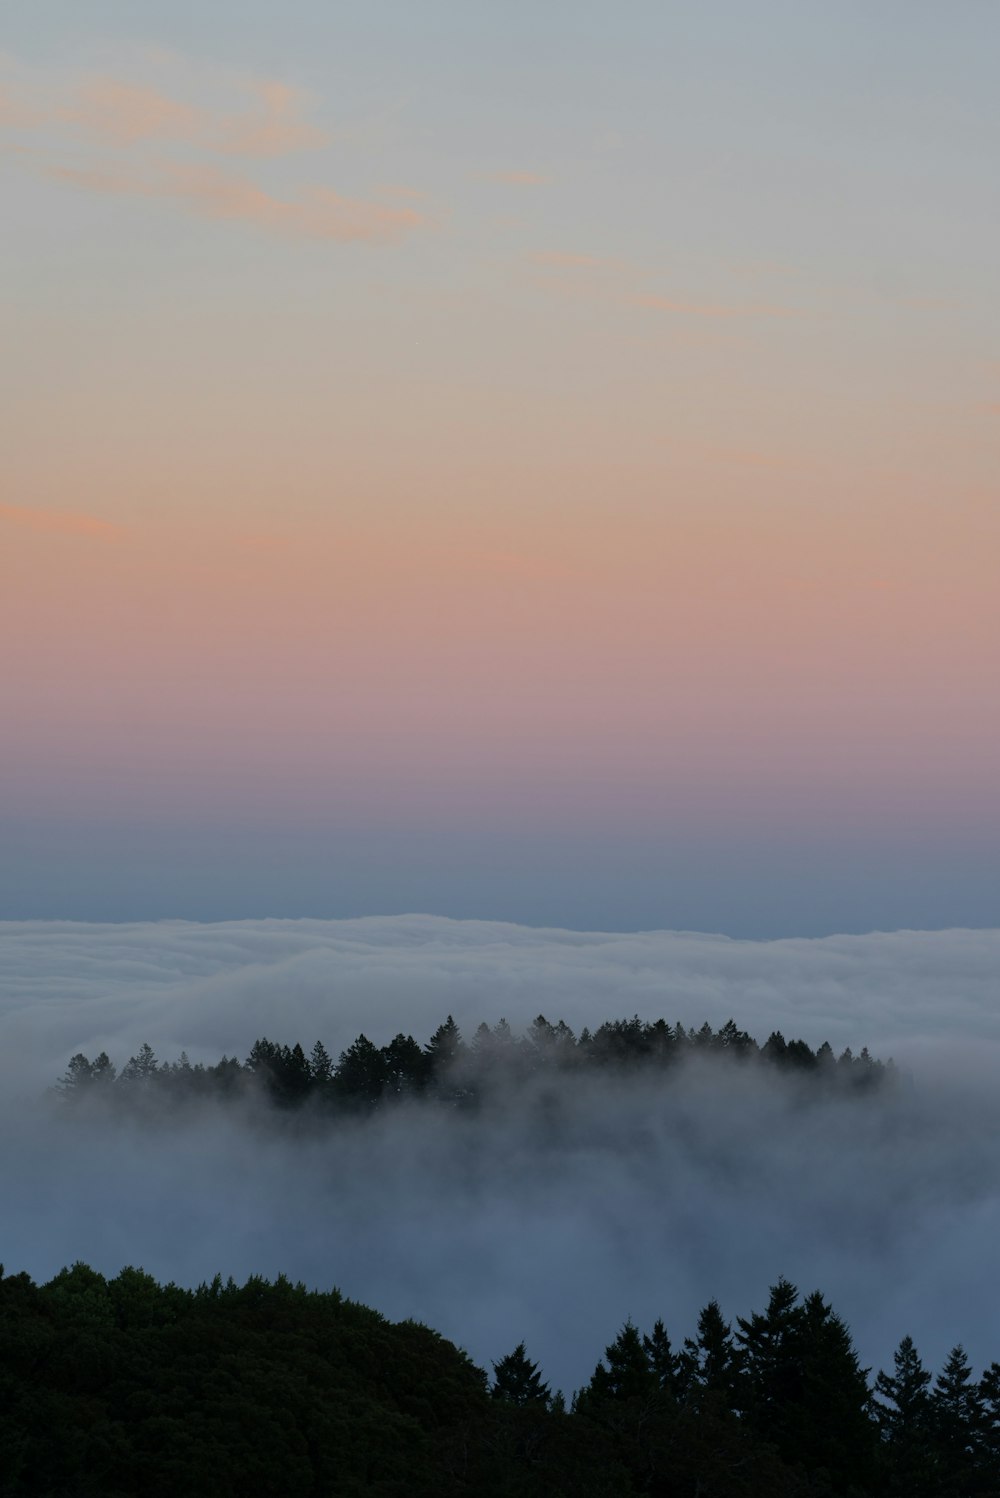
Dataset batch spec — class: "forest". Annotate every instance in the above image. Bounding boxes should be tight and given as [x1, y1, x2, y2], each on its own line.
[55, 1013, 892, 1117]
[0, 1259, 995, 1496]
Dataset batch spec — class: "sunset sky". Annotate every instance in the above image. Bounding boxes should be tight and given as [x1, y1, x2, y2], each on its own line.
[3, 2, 998, 933]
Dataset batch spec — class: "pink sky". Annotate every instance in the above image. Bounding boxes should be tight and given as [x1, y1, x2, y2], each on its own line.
[2, 10, 999, 929]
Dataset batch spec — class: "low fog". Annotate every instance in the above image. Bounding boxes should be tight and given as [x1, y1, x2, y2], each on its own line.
[2, 916, 1000, 1395]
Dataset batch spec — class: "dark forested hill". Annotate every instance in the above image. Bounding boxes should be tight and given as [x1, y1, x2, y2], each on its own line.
[1, 1263, 997, 1496]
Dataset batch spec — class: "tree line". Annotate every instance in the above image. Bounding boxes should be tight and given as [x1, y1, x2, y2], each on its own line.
[56, 1013, 891, 1115]
[0, 1262, 993, 1495]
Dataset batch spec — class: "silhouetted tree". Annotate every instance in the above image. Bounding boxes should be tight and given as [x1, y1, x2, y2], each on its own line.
[119, 1042, 158, 1085]
[934, 1344, 984, 1492]
[309, 1039, 333, 1085]
[492, 1342, 551, 1407]
[335, 1034, 386, 1108]
[679, 1299, 737, 1409]
[382, 1032, 426, 1097]
[875, 1335, 936, 1495]
[642, 1319, 681, 1396]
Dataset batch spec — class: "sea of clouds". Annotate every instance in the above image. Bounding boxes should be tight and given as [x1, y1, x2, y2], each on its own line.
[2, 915, 1000, 1394]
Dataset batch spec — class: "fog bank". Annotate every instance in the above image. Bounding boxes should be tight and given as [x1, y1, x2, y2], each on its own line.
[3, 916, 1000, 1089]
[2, 916, 999, 1393]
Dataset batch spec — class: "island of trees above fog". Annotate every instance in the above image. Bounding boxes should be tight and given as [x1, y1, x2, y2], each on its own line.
[56, 1013, 892, 1113]
[2, 1262, 997, 1497]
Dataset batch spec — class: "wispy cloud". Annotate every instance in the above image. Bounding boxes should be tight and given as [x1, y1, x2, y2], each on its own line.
[1, 56, 328, 160]
[1, 53, 424, 245]
[47, 160, 423, 243]
[528, 249, 797, 323]
[0, 502, 123, 541]
[58, 75, 328, 158]
[0, 80, 42, 130]
[486, 169, 549, 186]
[531, 250, 620, 271]
[633, 292, 796, 319]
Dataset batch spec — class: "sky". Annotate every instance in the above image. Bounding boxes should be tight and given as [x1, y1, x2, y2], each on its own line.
[3, 2, 999, 933]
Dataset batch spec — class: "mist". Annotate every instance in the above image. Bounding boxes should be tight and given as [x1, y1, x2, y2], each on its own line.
[3, 915, 1000, 1395]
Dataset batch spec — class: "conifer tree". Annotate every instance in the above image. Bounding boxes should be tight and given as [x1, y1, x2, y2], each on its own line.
[423, 1016, 466, 1102]
[491, 1342, 551, 1407]
[119, 1043, 159, 1085]
[382, 1033, 426, 1096]
[424, 1016, 463, 1072]
[680, 1299, 737, 1408]
[335, 1034, 387, 1107]
[735, 1279, 877, 1488]
[277, 1042, 312, 1104]
[934, 1344, 984, 1490]
[585, 1322, 657, 1404]
[57, 1053, 94, 1096]
[979, 1361, 1000, 1467]
[874, 1336, 937, 1495]
[309, 1040, 333, 1085]
[642, 1319, 680, 1395]
[762, 1032, 788, 1065]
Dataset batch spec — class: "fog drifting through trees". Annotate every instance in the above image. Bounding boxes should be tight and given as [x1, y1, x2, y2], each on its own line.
[3, 916, 1000, 1395]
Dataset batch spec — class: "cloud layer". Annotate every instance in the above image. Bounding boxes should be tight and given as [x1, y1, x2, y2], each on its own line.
[3, 917, 1000, 1393]
[4, 916, 998, 1084]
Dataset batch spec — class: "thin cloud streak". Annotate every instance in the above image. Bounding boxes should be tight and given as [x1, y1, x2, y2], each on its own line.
[63, 76, 328, 157]
[487, 169, 549, 185]
[0, 502, 124, 541]
[0, 60, 328, 159]
[531, 250, 623, 270]
[528, 250, 798, 321]
[633, 292, 797, 319]
[47, 160, 424, 244]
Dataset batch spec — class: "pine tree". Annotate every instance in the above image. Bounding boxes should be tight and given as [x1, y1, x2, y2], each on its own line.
[423, 1016, 465, 1101]
[762, 1031, 788, 1065]
[526, 1014, 556, 1062]
[680, 1299, 737, 1409]
[585, 1322, 657, 1404]
[335, 1035, 387, 1107]
[874, 1335, 937, 1495]
[276, 1042, 312, 1104]
[642, 1319, 680, 1395]
[934, 1344, 984, 1491]
[491, 1342, 551, 1407]
[736, 1280, 877, 1488]
[816, 1040, 836, 1074]
[979, 1362, 1000, 1471]
[551, 1019, 577, 1064]
[245, 1037, 281, 1082]
[382, 1033, 426, 1097]
[715, 1019, 756, 1057]
[309, 1040, 333, 1085]
[794, 1290, 876, 1491]
[57, 1053, 94, 1097]
[735, 1276, 803, 1430]
[119, 1043, 159, 1085]
[875, 1335, 931, 1436]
